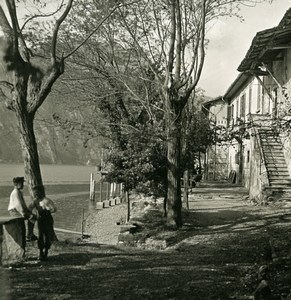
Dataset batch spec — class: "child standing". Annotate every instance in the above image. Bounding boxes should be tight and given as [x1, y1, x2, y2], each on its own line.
[31, 186, 57, 261]
[36, 196, 57, 260]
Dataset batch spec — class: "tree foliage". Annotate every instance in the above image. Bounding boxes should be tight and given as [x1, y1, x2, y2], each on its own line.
[0, 0, 272, 220]
[0, 0, 132, 197]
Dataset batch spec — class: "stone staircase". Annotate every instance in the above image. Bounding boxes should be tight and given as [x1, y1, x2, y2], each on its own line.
[259, 129, 291, 201]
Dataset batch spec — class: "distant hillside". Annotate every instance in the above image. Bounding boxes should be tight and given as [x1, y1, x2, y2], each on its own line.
[0, 102, 103, 165]
[0, 93, 213, 165]
[0, 46, 104, 165]
[0, 39, 212, 165]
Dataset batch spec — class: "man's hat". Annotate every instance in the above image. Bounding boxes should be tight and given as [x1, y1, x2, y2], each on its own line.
[13, 177, 25, 184]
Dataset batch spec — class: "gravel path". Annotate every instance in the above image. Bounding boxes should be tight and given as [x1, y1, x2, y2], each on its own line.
[5, 182, 291, 300]
[84, 202, 128, 245]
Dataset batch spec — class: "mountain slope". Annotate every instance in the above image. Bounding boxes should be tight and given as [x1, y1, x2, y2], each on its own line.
[0, 103, 102, 165]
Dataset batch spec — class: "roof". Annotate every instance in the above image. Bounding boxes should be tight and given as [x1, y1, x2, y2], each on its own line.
[202, 96, 223, 109]
[223, 73, 251, 100]
[205, 74, 252, 105]
[238, 8, 291, 72]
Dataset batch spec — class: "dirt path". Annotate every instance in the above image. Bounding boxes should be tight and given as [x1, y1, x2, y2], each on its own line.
[84, 203, 128, 244]
[3, 182, 291, 300]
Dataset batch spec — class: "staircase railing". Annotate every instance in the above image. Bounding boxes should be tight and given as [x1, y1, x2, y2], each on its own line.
[249, 114, 269, 185]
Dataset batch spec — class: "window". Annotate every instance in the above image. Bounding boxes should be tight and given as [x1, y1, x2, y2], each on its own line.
[261, 88, 265, 113]
[240, 94, 246, 118]
[228, 105, 233, 120]
[272, 88, 278, 117]
[266, 88, 271, 114]
[257, 84, 261, 112]
[248, 86, 252, 114]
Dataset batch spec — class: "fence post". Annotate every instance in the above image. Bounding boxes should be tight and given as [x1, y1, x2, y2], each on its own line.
[126, 191, 130, 222]
[117, 183, 120, 197]
[99, 181, 103, 202]
[120, 183, 124, 201]
[110, 183, 114, 198]
[81, 208, 85, 240]
[89, 173, 95, 202]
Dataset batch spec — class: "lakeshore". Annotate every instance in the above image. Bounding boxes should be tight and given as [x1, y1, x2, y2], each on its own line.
[0, 163, 106, 239]
[3, 181, 291, 300]
[0, 183, 118, 239]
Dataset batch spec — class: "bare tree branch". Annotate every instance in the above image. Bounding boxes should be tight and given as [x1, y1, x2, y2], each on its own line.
[174, 0, 182, 82]
[184, 0, 206, 102]
[0, 80, 14, 90]
[5, 0, 32, 62]
[117, 6, 163, 85]
[166, 0, 176, 87]
[0, 4, 13, 39]
[0, 87, 14, 110]
[64, 0, 141, 60]
[20, 0, 65, 31]
[51, 0, 73, 64]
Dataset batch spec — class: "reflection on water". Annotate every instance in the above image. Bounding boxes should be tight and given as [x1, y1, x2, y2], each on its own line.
[0, 164, 104, 239]
[0, 163, 99, 185]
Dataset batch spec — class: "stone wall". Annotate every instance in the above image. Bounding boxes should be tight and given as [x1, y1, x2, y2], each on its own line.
[0, 217, 25, 266]
[281, 131, 291, 176]
[248, 129, 269, 203]
[206, 144, 229, 180]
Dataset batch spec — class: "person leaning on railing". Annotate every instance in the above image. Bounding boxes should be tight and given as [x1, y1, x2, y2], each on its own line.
[8, 177, 37, 248]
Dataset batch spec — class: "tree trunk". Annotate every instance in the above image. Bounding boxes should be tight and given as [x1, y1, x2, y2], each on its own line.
[17, 111, 44, 198]
[198, 151, 202, 174]
[166, 116, 182, 228]
[14, 70, 45, 199]
[183, 169, 189, 209]
[238, 141, 244, 185]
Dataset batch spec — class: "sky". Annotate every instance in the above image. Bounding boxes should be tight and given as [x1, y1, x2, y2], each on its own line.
[200, 0, 291, 97]
[0, 0, 290, 98]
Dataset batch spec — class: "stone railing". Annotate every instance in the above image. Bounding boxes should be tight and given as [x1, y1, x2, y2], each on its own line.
[0, 216, 25, 266]
[248, 126, 270, 203]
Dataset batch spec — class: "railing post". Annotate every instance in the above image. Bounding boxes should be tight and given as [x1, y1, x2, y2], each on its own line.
[89, 173, 95, 202]
[106, 182, 110, 200]
[99, 181, 103, 202]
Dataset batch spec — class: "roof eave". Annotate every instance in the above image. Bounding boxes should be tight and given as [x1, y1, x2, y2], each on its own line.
[223, 73, 252, 100]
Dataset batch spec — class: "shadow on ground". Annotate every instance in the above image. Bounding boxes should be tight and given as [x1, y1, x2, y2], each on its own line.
[5, 182, 291, 300]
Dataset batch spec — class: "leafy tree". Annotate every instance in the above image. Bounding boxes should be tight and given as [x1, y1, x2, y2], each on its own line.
[105, 123, 167, 198]
[0, 0, 129, 198]
[111, 0, 268, 227]
[44, 0, 269, 227]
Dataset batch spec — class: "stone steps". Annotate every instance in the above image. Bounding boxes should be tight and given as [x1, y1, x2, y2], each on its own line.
[267, 169, 288, 173]
[263, 153, 285, 158]
[264, 186, 291, 192]
[269, 176, 291, 180]
[95, 197, 123, 210]
[261, 145, 282, 148]
[263, 149, 284, 157]
[259, 130, 291, 192]
[268, 171, 290, 176]
[269, 179, 291, 186]
[265, 162, 286, 167]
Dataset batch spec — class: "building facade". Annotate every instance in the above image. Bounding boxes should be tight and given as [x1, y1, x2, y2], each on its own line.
[203, 97, 229, 180]
[205, 8, 291, 203]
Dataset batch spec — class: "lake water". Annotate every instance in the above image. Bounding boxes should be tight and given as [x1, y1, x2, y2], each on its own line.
[0, 164, 106, 240]
[0, 163, 99, 185]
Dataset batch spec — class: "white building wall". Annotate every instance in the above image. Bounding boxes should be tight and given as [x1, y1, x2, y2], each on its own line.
[262, 49, 291, 176]
[228, 77, 263, 124]
[208, 100, 228, 127]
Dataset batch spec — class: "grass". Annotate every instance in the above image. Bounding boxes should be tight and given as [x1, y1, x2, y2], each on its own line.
[2, 187, 291, 299]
